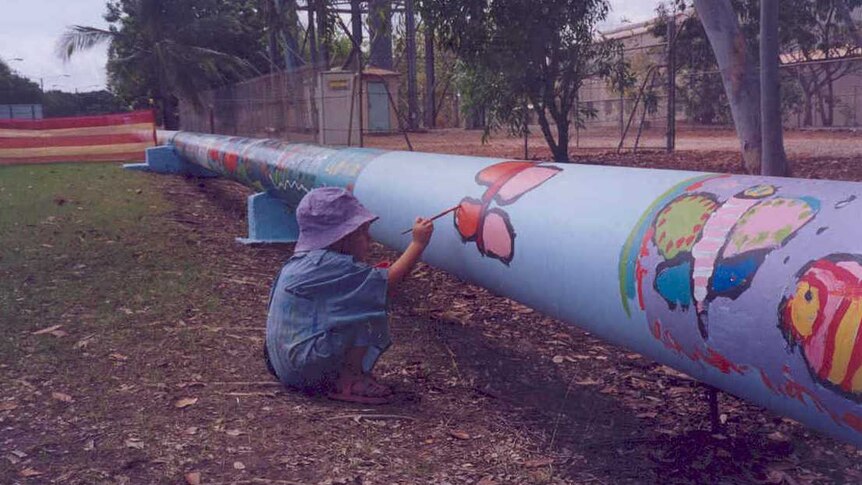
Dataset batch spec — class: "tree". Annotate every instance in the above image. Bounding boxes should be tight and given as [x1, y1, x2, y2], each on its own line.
[0, 60, 42, 105]
[782, 0, 862, 127]
[761, 0, 788, 176]
[422, 0, 616, 162]
[58, 0, 262, 129]
[42, 90, 130, 117]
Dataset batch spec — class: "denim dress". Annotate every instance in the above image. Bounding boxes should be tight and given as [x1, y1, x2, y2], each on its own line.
[265, 249, 391, 389]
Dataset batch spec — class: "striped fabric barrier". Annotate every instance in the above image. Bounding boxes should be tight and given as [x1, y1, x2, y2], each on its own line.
[0, 110, 156, 165]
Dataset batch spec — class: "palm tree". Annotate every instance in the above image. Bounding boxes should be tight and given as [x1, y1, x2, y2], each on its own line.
[58, 0, 259, 129]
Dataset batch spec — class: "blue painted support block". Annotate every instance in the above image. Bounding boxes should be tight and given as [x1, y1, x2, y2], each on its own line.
[236, 191, 299, 245]
[124, 146, 218, 177]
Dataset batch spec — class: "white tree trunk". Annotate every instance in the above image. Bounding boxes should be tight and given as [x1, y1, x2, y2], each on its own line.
[693, 0, 762, 173]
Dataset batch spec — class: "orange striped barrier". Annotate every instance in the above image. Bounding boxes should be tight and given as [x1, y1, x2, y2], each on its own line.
[0, 110, 156, 165]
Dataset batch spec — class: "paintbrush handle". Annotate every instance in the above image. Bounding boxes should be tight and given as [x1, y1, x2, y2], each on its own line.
[400, 204, 459, 235]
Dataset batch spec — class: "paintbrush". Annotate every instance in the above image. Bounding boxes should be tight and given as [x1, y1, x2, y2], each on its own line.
[400, 204, 460, 235]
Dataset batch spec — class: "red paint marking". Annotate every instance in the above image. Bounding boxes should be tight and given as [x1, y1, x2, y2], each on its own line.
[820, 296, 852, 380]
[693, 224, 702, 233]
[635, 227, 654, 311]
[701, 348, 747, 375]
[685, 235, 695, 246]
[224, 153, 239, 173]
[686, 181, 706, 191]
[760, 369, 784, 397]
[841, 330, 862, 392]
[650, 320, 662, 340]
[675, 237, 685, 248]
[844, 412, 862, 433]
[636, 262, 648, 311]
[662, 330, 684, 354]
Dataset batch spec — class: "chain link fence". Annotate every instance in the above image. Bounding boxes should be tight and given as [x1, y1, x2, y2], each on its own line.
[178, 31, 862, 152]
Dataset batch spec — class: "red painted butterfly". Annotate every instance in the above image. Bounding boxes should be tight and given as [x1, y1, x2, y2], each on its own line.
[454, 161, 562, 264]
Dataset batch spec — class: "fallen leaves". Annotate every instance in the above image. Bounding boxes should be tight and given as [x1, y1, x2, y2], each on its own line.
[19, 467, 42, 477]
[185, 471, 201, 485]
[51, 392, 74, 403]
[124, 437, 144, 449]
[74, 335, 96, 349]
[174, 397, 198, 409]
[109, 353, 129, 361]
[523, 457, 554, 468]
[233, 461, 245, 470]
[448, 430, 471, 440]
[0, 401, 18, 411]
[32, 324, 64, 336]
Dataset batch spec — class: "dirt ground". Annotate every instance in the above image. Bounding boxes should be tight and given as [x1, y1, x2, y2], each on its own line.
[363, 126, 862, 162]
[4, 136, 862, 484]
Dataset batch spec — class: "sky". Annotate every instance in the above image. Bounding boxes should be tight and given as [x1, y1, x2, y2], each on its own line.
[0, 0, 662, 93]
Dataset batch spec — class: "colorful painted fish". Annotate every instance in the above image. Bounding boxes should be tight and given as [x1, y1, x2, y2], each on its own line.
[454, 161, 561, 264]
[650, 184, 819, 338]
[780, 255, 862, 400]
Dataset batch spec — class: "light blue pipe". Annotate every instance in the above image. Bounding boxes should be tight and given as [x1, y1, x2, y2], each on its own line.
[149, 130, 862, 447]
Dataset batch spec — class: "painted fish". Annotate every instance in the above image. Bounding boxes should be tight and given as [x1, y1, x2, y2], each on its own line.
[780, 255, 862, 399]
[651, 184, 819, 338]
[455, 161, 561, 264]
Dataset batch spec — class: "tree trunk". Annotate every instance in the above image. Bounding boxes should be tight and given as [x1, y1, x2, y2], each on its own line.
[369, 0, 393, 69]
[405, 0, 418, 130]
[347, 0, 363, 71]
[693, 0, 762, 173]
[759, 0, 787, 176]
[826, 78, 835, 127]
[555, 117, 570, 163]
[279, 0, 302, 71]
[424, 26, 436, 129]
[316, 0, 330, 69]
[534, 106, 560, 160]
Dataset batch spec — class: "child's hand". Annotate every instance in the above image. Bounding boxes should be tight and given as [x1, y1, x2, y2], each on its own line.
[412, 217, 434, 246]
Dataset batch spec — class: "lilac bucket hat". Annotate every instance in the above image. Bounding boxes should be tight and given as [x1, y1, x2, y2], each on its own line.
[294, 187, 378, 252]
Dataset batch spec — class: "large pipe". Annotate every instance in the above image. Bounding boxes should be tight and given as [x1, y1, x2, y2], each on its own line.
[160, 131, 862, 447]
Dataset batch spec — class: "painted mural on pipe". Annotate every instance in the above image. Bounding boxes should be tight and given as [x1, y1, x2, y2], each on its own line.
[618, 174, 862, 441]
[158, 131, 862, 446]
[164, 131, 383, 207]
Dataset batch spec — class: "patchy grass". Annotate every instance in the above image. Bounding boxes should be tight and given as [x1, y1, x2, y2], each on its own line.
[0, 163, 218, 369]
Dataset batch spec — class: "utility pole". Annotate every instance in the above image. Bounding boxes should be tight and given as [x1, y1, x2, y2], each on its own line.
[405, 0, 418, 130]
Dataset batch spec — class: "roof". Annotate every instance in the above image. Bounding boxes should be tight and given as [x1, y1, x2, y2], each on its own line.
[363, 67, 401, 77]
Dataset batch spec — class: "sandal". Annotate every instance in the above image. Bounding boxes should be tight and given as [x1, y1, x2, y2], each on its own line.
[328, 376, 392, 405]
[360, 374, 393, 396]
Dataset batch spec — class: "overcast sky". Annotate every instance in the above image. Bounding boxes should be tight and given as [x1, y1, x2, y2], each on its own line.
[0, 0, 662, 93]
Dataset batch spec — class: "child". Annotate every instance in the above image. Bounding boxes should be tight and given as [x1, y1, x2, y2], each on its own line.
[264, 187, 434, 404]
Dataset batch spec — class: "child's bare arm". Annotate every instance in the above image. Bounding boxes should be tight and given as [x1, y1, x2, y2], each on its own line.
[388, 217, 434, 288]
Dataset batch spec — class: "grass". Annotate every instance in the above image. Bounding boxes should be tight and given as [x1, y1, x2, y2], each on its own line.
[0, 162, 219, 369]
